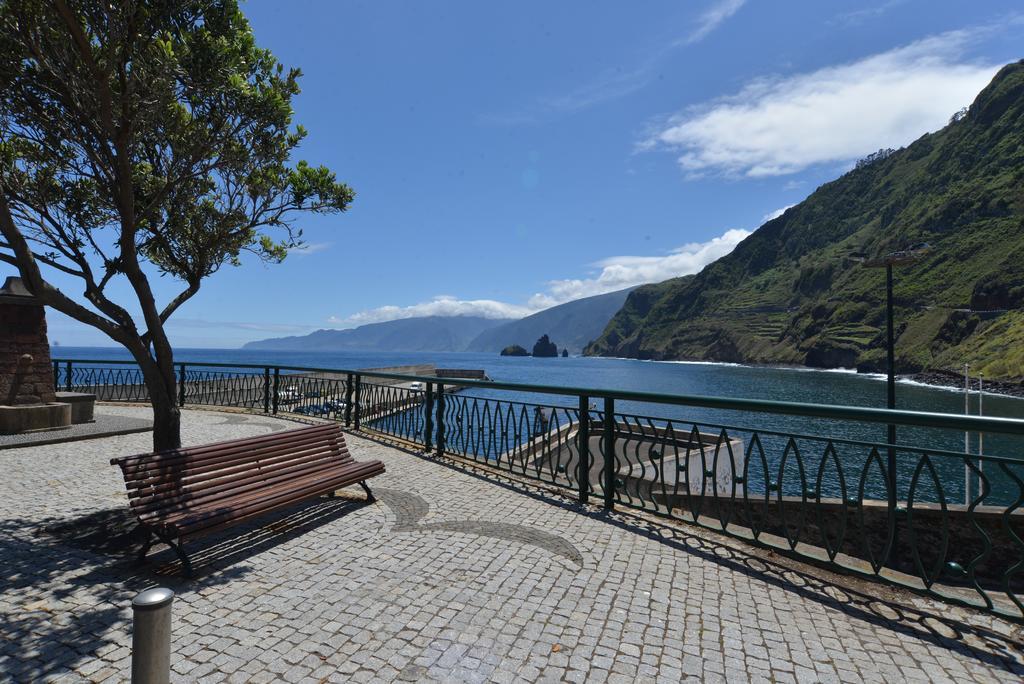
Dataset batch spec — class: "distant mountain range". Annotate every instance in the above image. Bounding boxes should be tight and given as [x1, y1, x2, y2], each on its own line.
[243, 286, 634, 356]
[587, 61, 1024, 381]
[464, 287, 636, 354]
[243, 316, 510, 352]
[243, 286, 635, 353]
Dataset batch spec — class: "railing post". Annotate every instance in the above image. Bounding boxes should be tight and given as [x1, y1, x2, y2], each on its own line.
[131, 587, 174, 684]
[353, 374, 362, 430]
[578, 395, 590, 505]
[424, 382, 434, 452]
[262, 367, 271, 413]
[272, 368, 280, 415]
[65, 360, 72, 392]
[603, 397, 615, 510]
[885, 263, 898, 517]
[344, 373, 354, 427]
[177, 364, 186, 407]
[53, 360, 59, 391]
[435, 382, 445, 457]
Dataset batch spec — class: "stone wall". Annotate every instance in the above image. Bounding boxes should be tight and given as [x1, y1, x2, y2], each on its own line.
[654, 491, 1024, 591]
[0, 301, 56, 405]
[434, 369, 488, 379]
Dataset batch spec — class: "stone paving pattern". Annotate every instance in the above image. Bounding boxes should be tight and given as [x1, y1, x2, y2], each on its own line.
[1, 406, 1022, 682]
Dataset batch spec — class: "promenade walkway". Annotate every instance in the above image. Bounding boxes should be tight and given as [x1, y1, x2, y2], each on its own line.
[1, 406, 1022, 682]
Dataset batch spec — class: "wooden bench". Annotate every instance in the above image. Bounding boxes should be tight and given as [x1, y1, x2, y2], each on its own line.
[111, 424, 384, 576]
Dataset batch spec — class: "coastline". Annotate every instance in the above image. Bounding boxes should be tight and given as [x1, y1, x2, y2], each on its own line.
[598, 354, 1024, 400]
[908, 369, 1024, 400]
[52, 345, 1024, 401]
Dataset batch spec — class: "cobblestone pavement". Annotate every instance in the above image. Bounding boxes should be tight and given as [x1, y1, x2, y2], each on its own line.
[1, 406, 1022, 683]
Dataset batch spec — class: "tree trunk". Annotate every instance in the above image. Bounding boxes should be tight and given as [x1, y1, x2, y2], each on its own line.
[150, 393, 182, 452]
[135, 351, 182, 451]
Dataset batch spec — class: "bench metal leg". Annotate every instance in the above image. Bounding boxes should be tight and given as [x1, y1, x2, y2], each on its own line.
[136, 527, 193, 577]
[135, 528, 155, 565]
[155, 530, 193, 578]
[359, 481, 376, 503]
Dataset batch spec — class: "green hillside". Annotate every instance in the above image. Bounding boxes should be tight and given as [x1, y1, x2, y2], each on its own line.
[586, 61, 1024, 381]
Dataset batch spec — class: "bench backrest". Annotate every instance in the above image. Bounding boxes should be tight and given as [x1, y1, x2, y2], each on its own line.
[110, 424, 351, 518]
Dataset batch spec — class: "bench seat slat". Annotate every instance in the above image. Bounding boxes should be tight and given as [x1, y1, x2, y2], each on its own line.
[125, 441, 350, 499]
[122, 446, 353, 491]
[117, 428, 348, 481]
[162, 461, 384, 536]
[165, 468, 379, 541]
[111, 423, 341, 467]
[146, 459, 383, 533]
[130, 451, 362, 518]
[137, 462, 378, 530]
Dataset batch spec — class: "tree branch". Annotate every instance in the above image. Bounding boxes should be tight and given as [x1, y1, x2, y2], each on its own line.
[141, 279, 200, 347]
[52, 0, 117, 140]
[0, 192, 126, 340]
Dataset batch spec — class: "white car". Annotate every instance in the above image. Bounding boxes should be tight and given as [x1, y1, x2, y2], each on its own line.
[277, 385, 301, 403]
[408, 382, 424, 392]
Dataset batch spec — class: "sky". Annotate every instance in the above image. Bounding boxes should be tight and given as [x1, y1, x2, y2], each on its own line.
[6, 0, 1024, 347]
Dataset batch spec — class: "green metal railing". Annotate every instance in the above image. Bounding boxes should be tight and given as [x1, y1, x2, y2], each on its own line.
[54, 358, 1024, 620]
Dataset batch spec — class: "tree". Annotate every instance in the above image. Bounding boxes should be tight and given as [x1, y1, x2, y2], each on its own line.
[0, 0, 354, 449]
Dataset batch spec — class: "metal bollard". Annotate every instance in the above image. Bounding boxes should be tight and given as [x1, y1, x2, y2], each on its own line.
[131, 587, 174, 684]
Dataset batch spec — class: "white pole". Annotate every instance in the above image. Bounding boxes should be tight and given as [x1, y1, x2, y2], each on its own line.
[964, 364, 970, 506]
[978, 373, 984, 502]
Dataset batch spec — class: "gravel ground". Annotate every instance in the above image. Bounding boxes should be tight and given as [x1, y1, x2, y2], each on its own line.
[0, 406, 152, 450]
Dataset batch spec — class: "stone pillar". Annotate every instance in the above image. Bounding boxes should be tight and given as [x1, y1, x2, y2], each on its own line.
[0, 276, 72, 434]
[0, 277, 57, 405]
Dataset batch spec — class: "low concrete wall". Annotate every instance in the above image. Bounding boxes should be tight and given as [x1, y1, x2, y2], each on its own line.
[0, 402, 71, 435]
[653, 491, 1024, 591]
[515, 422, 745, 498]
[435, 369, 488, 379]
[56, 392, 96, 424]
[591, 428, 745, 498]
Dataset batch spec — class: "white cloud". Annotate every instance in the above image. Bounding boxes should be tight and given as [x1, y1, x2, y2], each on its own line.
[44, 308, 318, 336]
[686, 0, 746, 44]
[329, 296, 535, 327]
[541, 64, 654, 116]
[542, 0, 747, 111]
[288, 242, 331, 256]
[166, 318, 317, 334]
[762, 205, 795, 223]
[332, 227, 751, 326]
[482, 1, 745, 124]
[646, 28, 1002, 177]
[536, 228, 752, 304]
[829, 0, 906, 27]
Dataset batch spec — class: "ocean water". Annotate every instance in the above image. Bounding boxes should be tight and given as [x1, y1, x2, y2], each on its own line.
[51, 345, 1024, 418]
[52, 345, 1024, 503]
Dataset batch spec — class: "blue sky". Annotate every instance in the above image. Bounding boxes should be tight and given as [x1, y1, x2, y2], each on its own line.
[8, 0, 1024, 347]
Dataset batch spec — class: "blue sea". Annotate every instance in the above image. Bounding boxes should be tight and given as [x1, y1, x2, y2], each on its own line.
[51, 345, 1024, 504]
[50, 345, 1024, 418]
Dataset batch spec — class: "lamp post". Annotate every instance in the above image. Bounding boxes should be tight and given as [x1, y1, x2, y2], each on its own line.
[862, 243, 929, 513]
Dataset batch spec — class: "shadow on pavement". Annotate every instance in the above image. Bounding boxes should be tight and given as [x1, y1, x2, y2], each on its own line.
[2, 493, 370, 681]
